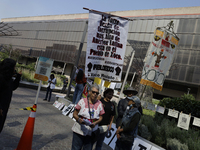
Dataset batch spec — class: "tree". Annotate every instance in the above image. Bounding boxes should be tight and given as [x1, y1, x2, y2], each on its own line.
[0, 44, 21, 62]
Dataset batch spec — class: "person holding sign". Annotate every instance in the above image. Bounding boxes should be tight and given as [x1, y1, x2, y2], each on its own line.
[95, 88, 115, 150]
[71, 84, 105, 150]
[116, 87, 138, 128]
[115, 96, 141, 150]
[72, 69, 87, 104]
[43, 74, 56, 102]
[0, 58, 21, 133]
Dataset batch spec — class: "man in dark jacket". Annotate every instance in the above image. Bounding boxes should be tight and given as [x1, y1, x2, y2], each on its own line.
[116, 87, 139, 128]
[115, 96, 141, 150]
[0, 58, 21, 133]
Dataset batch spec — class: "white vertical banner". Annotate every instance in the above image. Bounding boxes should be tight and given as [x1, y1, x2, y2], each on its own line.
[85, 11, 129, 81]
[140, 28, 179, 91]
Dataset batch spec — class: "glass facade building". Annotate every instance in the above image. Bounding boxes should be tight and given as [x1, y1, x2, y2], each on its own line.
[1, 7, 200, 99]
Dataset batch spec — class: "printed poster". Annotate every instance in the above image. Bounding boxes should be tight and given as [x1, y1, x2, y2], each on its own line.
[168, 109, 179, 118]
[85, 11, 129, 81]
[34, 57, 54, 81]
[147, 103, 156, 111]
[156, 105, 165, 114]
[140, 28, 179, 91]
[193, 117, 200, 127]
[177, 113, 191, 130]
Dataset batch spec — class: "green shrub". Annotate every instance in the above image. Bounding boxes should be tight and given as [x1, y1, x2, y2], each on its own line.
[167, 138, 188, 150]
[159, 94, 200, 117]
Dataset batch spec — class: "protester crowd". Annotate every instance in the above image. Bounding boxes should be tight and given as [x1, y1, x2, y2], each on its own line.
[0, 58, 142, 150]
[71, 77, 142, 150]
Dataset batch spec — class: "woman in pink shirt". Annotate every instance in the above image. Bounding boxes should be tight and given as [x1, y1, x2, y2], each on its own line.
[71, 84, 105, 150]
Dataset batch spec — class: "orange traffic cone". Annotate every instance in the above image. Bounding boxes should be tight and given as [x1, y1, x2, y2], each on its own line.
[15, 104, 37, 150]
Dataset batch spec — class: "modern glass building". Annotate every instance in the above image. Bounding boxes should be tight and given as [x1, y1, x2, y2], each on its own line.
[1, 6, 200, 100]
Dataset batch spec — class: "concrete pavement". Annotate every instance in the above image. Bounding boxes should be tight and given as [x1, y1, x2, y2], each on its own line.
[0, 87, 112, 150]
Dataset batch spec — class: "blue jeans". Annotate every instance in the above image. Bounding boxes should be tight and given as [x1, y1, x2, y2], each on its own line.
[114, 139, 133, 150]
[71, 132, 92, 150]
[45, 86, 52, 101]
[72, 83, 84, 104]
[95, 132, 107, 150]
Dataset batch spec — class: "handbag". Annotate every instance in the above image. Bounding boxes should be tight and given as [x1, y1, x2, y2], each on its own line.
[88, 99, 100, 143]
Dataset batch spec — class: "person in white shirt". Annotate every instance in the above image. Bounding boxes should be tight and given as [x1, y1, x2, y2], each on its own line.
[43, 74, 56, 102]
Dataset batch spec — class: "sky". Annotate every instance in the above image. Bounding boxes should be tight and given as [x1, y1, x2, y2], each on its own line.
[1, 0, 200, 20]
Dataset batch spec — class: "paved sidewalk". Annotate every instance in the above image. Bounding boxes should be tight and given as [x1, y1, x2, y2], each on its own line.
[0, 87, 112, 150]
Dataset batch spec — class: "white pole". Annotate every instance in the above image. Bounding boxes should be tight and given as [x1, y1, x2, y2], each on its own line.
[130, 72, 136, 87]
[35, 80, 42, 104]
[119, 50, 135, 99]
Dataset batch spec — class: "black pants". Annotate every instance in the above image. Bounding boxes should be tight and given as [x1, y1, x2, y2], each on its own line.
[45, 86, 53, 101]
[0, 109, 8, 133]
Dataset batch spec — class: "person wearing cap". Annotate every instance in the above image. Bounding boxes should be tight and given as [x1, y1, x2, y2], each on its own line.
[115, 96, 141, 150]
[116, 87, 138, 128]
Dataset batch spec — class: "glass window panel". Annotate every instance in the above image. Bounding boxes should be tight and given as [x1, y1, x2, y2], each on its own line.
[177, 19, 196, 33]
[189, 51, 197, 65]
[138, 34, 145, 41]
[135, 20, 142, 32]
[128, 21, 134, 32]
[185, 35, 193, 49]
[178, 66, 186, 81]
[157, 20, 165, 28]
[140, 20, 148, 32]
[130, 20, 137, 32]
[196, 51, 200, 65]
[178, 34, 187, 49]
[151, 20, 159, 31]
[146, 20, 153, 32]
[192, 67, 200, 83]
[66, 22, 72, 31]
[144, 34, 151, 42]
[171, 68, 179, 80]
[195, 19, 200, 33]
[186, 66, 195, 82]
[192, 35, 200, 49]
[173, 19, 180, 33]
[124, 46, 132, 57]
[181, 50, 189, 64]
[166, 69, 172, 79]
[174, 50, 183, 64]
[84, 32, 88, 43]
[133, 33, 140, 41]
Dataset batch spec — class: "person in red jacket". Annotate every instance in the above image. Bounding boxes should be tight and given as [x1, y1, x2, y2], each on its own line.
[72, 69, 87, 104]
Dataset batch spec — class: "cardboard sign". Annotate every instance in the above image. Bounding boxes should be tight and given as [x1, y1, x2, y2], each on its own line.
[34, 57, 54, 81]
[133, 138, 152, 150]
[62, 104, 74, 116]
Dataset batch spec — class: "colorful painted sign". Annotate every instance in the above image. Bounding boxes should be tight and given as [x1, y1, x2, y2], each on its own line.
[140, 28, 179, 90]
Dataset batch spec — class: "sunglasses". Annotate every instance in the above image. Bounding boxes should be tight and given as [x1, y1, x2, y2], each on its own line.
[91, 91, 99, 95]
